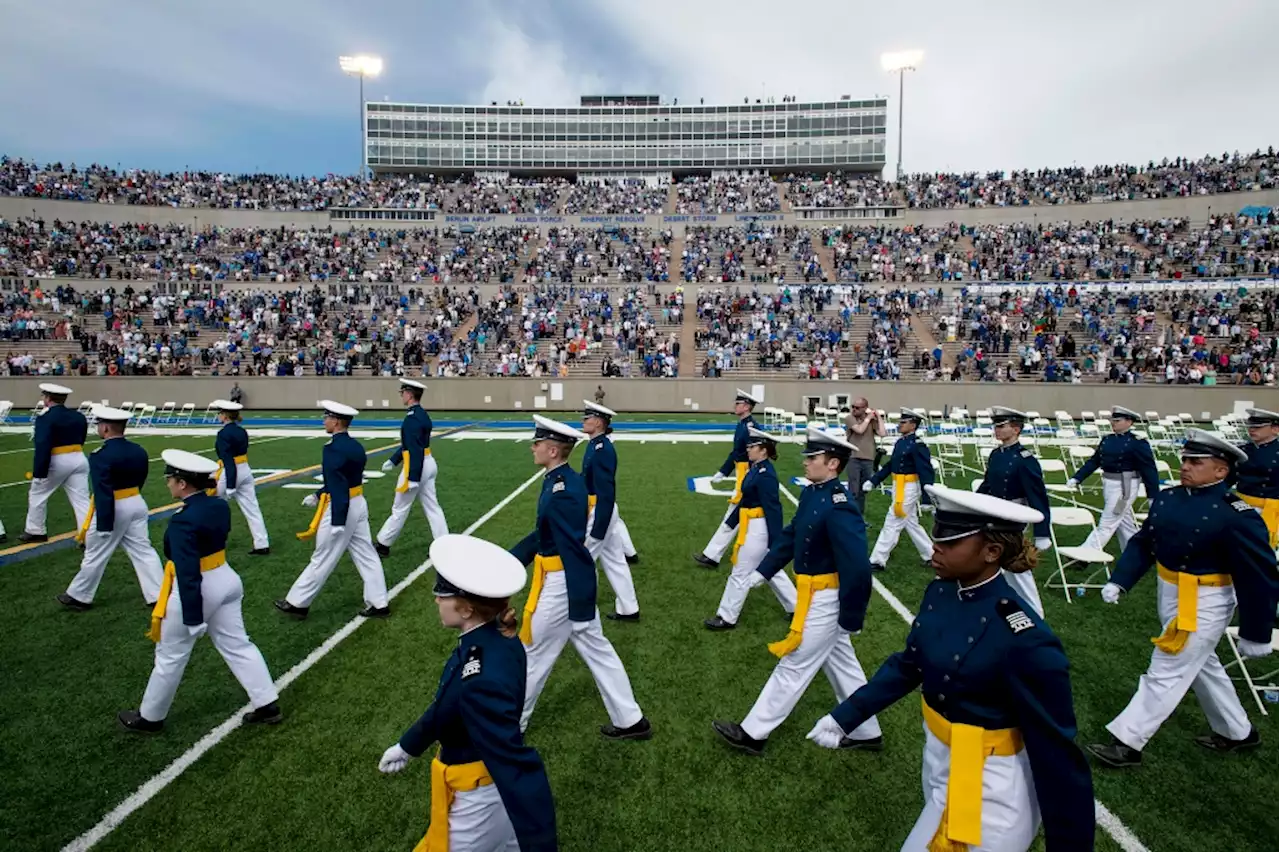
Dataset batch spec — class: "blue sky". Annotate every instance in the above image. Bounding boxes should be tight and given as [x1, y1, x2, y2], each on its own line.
[1, 0, 1276, 177]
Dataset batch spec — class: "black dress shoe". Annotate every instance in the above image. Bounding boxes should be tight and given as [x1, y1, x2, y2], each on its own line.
[118, 709, 164, 734]
[273, 599, 309, 619]
[1195, 727, 1261, 753]
[243, 702, 283, 725]
[56, 593, 92, 612]
[0, 533, 8, 544]
[374, 542, 391, 558]
[1086, 738, 1142, 768]
[625, 553, 640, 566]
[870, 563, 886, 572]
[601, 717, 653, 740]
[359, 604, 391, 619]
[839, 735, 884, 752]
[248, 547, 271, 556]
[692, 553, 720, 569]
[704, 615, 737, 631]
[19, 532, 48, 543]
[606, 611, 640, 622]
[712, 720, 766, 756]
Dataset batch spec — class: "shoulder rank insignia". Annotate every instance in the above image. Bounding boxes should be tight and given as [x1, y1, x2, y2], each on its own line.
[1020, 450, 1033, 458]
[832, 492, 847, 504]
[757, 465, 767, 473]
[995, 598, 1035, 634]
[460, 646, 483, 680]
[552, 481, 565, 493]
[594, 442, 603, 450]
[1231, 500, 1252, 512]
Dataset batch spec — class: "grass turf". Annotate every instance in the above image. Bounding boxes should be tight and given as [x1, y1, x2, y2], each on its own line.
[0, 435, 1274, 851]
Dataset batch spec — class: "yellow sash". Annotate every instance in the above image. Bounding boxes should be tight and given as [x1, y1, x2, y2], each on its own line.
[1152, 563, 1233, 655]
[73, 488, 143, 543]
[518, 554, 564, 646]
[732, 506, 765, 565]
[730, 460, 750, 504]
[52, 444, 83, 455]
[296, 487, 365, 540]
[922, 697, 1023, 851]
[147, 551, 226, 642]
[588, 494, 598, 511]
[1238, 492, 1279, 548]
[768, 572, 838, 657]
[893, 473, 919, 518]
[397, 448, 432, 494]
[414, 756, 492, 852]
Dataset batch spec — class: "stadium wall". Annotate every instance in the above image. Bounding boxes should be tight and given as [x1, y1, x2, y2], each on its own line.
[2, 190, 1275, 232]
[0, 377, 1266, 420]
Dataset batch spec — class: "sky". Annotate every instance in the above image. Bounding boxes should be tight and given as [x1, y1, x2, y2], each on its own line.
[1, 0, 1276, 178]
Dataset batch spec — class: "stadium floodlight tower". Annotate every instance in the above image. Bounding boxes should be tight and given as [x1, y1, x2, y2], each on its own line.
[339, 54, 384, 177]
[881, 49, 923, 181]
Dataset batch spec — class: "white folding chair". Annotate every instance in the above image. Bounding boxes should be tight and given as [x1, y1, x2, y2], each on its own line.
[1224, 627, 1279, 716]
[0, 400, 11, 424]
[203, 402, 221, 424]
[135, 404, 157, 427]
[177, 403, 196, 425]
[30, 400, 47, 422]
[158, 402, 176, 424]
[1044, 506, 1115, 601]
[934, 436, 966, 476]
[77, 401, 95, 418]
[1080, 410, 1095, 422]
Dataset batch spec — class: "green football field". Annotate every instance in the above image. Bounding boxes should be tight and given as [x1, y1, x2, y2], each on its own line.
[0, 427, 1274, 852]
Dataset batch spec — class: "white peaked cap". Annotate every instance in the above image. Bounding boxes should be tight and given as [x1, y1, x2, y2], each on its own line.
[91, 404, 133, 423]
[210, 399, 243, 411]
[39, 383, 73, 395]
[320, 399, 360, 418]
[430, 534, 527, 598]
[162, 448, 219, 476]
[583, 400, 618, 418]
[532, 414, 587, 442]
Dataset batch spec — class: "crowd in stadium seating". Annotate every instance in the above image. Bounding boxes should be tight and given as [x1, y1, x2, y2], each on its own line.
[673, 174, 781, 213]
[786, 174, 892, 209]
[561, 180, 667, 215]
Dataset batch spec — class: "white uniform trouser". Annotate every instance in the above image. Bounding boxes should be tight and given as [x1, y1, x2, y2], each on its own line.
[1002, 569, 1044, 619]
[443, 784, 520, 852]
[1082, 475, 1140, 553]
[377, 454, 449, 546]
[285, 497, 389, 609]
[587, 504, 639, 615]
[66, 495, 163, 604]
[701, 501, 739, 562]
[1106, 578, 1251, 750]
[741, 589, 882, 741]
[521, 572, 643, 731]
[218, 463, 270, 550]
[140, 563, 278, 721]
[25, 452, 90, 535]
[870, 480, 934, 565]
[615, 512, 637, 557]
[716, 517, 797, 623]
[900, 727, 1040, 852]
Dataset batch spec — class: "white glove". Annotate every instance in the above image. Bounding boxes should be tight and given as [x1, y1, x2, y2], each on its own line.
[584, 535, 603, 551]
[330, 526, 346, 537]
[216, 480, 227, 499]
[1065, 478, 1079, 492]
[746, 571, 768, 589]
[1237, 638, 1274, 659]
[380, 459, 394, 472]
[805, 714, 845, 750]
[710, 471, 728, 484]
[1101, 583, 1122, 604]
[302, 493, 319, 508]
[861, 480, 873, 493]
[1034, 537, 1052, 551]
[378, 743, 411, 774]
[402, 480, 420, 492]
[919, 504, 934, 515]
[571, 618, 593, 634]
[185, 622, 207, 638]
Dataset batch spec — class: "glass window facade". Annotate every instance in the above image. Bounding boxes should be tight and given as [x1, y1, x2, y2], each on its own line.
[364, 100, 887, 173]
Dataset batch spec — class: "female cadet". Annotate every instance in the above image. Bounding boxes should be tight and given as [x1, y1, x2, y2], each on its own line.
[807, 485, 1095, 852]
[378, 534, 557, 852]
[210, 400, 270, 555]
[704, 427, 797, 630]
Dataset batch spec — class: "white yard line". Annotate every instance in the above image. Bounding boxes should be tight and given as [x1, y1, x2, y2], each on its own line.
[61, 468, 543, 852]
[778, 485, 1151, 852]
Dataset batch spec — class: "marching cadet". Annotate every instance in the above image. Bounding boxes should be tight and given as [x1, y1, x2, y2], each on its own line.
[119, 449, 280, 732]
[376, 379, 449, 557]
[210, 400, 270, 555]
[1233, 408, 1278, 549]
[693, 389, 760, 568]
[977, 406, 1053, 617]
[713, 426, 882, 756]
[580, 401, 640, 621]
[275, 401, 390, 619]
[513, 415, 652, 740]
[1066, 406, 1160, 553]
[807, 485, 1095, 851]
[704, 427, 797, 630]
[1087, 429, 1277, 768]
[59, 405, 163, 611]
[865, 408, 935, 571]
[22, 382, 90, 543]
[377, 534, 558, 852]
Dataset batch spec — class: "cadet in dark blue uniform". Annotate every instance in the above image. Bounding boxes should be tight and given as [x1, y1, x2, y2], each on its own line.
[808, 485, 1095, 851]
[276, 401, 390, 619]
[867, 408, 936, 569]
[377, 379, 449, 556]
[713, 426, 882, 756]
[705, 426, 797, 630]
[1067, 405, 1160, 553]
[513, 416, 651, 740]
[694, 388, 760, 567]
[1233, 407, 1278, 549]
[580, 401, 640, 620]
[378, 534, 557, 852]
[1088, 429, 1277, 768]
[60, 405, 163, 610]
[978, 406, 1053, 617]
[22, 382, 90, 542]
[210, 399, 270, 554]
[119, 450, 280, 733]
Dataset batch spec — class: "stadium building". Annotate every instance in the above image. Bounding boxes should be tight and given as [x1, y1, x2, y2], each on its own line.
[364, 94, 888, 179]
